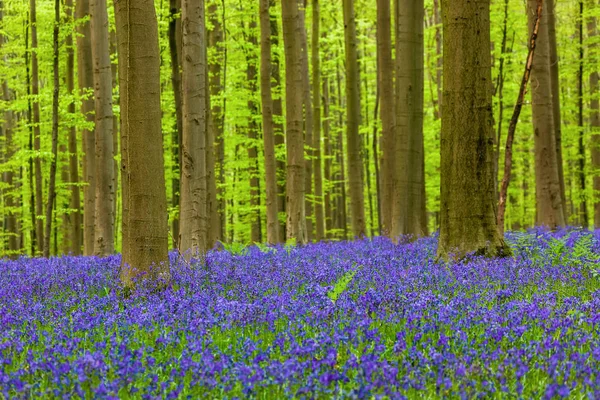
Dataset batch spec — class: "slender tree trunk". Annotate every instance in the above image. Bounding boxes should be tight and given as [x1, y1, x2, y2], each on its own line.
[377, 0, 395, 236]
[259, 0, 280, 244]
[168, 0, 183, 247]
[270, 2, 286, 243]
[342, 0, 366, 238]
[438, 0, 509, 259]
[335, 61, 348, 239]
[76, 0, 96, 255]
[24, 16, 36, 255]
[547, 0, 568, 221]
[588, 0, 600, 228]
[497, 0, 543, 234]
[110, 29, 120, 250]
[179, 0, 208, 255]
[577, 0, 588, 227]
[528, 0, 565, 229]
[433, 0, 442, 117]
[282, 0, 307, 244]
[311, 0, 324, 241]
[90, 0, 115, 255]
[30, 0, 44, 255]
[43, 0, 60, 257]
[115, 0, 170, 288]
[494, 0, 509, 197]
[298, 0, 313, 241]
[323, 77, 333, 237]
[62, 0, 81, 255]
[208, 0, 225, 243]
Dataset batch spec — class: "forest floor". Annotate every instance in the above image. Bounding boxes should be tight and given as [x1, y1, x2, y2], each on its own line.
[1, 228, 600, 398]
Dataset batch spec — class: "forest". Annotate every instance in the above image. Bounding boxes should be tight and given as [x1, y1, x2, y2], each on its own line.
[1, 0, 600, 397]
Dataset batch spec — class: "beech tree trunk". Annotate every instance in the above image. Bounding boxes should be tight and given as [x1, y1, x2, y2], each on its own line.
[259, 0, 279, 244]
[179, 0, 208, 255]
[282, 0, 306, 244]
[577, 1, 587, 227]
[312, 0, 324, 241]
[115, 0, 170, 288]
[437, 0, 509, 259]
[323, 77, 333, 236]
[342, 0, 366, 238]
[91, 0, 115, 255]
[168, 0, 183, 247]
[377, 0, 395, 236]
[528, 0, 565, 229]
[589, 0, 600, 227]
[547, 0, 568, 221]
[76, 0, 96, 256]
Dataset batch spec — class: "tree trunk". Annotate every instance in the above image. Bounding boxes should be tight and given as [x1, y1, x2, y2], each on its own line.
[377, 0, 395, 237]
[589, 0, 600, 228]
[282, 0, 306, 244]
[168, 0, 183, 248]
[342, 0, 366, 238]
[298, 0, 313, 241]
[311, 0, 324, 241]
[547, 0, 568, 221]
[179, 0, 208, 255]
[323, 77, 333, 237]
[76, 0, 96, 256]
[25, 14, 36, 255]
[208, 0, 225, 243]
[30, 0, 44, 255]
[528, 0, 565, 229]
[90, 0, 115, 255]
[115, 0, 170, 288]
[335, 61, 348, 239]
[577, 0, 587, 227]
[437, 0, 509, 259]
[259, 0, 280, 244]
[43, 0, 60, 257]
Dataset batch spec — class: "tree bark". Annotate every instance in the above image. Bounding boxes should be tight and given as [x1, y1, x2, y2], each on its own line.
[323, 77, 333, 237]
[43, 0, 60, 257]
[577, 0, 587, 227]
[311, 0, 324, 241]
[342, 0, 366, 238]
[377, 0, 395, 236]
[76, 0, 96, 256]
[528, 0, 565, 229]
[547, 0, 568, 221]
[437, 0, 509, 259]
[282, 0, 306, 244]
[168, 0, 183, 247]
[91, 0, 115, 255]
[115, 0, 170, 288]
[588, 0, 600, 228]
[259, 0, 280, 244]
[179, 0, 208, 255]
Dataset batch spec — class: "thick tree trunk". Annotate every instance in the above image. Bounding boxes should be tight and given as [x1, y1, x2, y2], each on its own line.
[43, 0, 60, 257]
[76, 0, 96, 255]
[589, 0, 600, 228]
[168, 0, 183, 247]
[312, 0, 324, 241]
[91, 0, 115, 255]
[30, 0, 44, 255]
[259, 0, 280, 244]
[342, 0, 366, 238]
[377, 0, 395, 236]
[115, 0, 170, 288]
[528, 0, 565, 229]
[437, 0, 509, 259]
[282, 0, 306, 244]
[179, 0, 208, 255]
[547, 0, 568, 221]
[208, 0, 224, 243]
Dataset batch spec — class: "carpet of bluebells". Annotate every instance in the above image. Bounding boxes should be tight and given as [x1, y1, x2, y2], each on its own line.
[2, 228, 600, 399]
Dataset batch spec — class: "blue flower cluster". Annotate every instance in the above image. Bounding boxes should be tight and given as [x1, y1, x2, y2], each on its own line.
[1, 228, 600, 398]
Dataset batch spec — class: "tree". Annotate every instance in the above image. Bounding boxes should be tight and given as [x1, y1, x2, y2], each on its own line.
[76, 0, 96, 256]
[312, 0, 324, 241]
[377, 0, 395, 236]
[259, 0, 279, 244]
[282, 0, 306, 244]
[179, 0, 208, 255]
[437, 0, 509, 259]
[342, 0, 366, 238]
[90, 0, 115, 255]
[114, 0, 170, 287]
[527, 0, 565, 229]
[589, 0, 600, 227]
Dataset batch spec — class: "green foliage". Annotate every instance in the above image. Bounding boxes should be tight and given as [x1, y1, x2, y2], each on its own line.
[327, 268, 357, 304]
